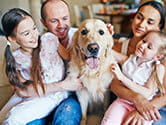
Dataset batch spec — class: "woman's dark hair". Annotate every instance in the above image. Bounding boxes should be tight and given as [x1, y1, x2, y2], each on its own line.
[2, 8, 45, 94]
[128, 1, 166, 38]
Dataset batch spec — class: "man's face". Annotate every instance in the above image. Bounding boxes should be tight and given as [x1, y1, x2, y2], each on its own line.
[42, 1, 71, 41]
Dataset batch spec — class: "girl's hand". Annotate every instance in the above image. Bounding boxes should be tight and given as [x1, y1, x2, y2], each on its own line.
[106, 24, 114, 35]
[110, 63, 123, 80]
[61, 76, 83, 91]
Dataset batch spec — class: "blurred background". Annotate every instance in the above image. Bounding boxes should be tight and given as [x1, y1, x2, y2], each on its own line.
[1, 0, 165, 34]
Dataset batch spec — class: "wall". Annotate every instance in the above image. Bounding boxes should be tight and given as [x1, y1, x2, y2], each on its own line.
[0, 0, 30, 18]
[66, 0, 100, 26]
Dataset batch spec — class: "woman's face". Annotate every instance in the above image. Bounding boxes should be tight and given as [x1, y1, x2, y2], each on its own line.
[132, 5, 161, 38]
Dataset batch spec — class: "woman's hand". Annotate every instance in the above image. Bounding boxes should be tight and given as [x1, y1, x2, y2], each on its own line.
[123, 110, 146, 125]
[134, 94, 161, 121]
[106, 24, 114, 35]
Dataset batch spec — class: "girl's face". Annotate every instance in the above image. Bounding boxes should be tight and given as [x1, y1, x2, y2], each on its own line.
[12, 16, 39, 54]
[132, 5, 161, 39]
[135, 32, 161, 62]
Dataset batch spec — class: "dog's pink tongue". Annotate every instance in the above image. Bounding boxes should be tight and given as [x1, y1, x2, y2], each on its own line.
[86, 58, 98, 69]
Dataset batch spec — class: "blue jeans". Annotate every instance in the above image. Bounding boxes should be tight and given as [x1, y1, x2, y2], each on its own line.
[27, 96, 81, 125]
[153, 106, 166, 125]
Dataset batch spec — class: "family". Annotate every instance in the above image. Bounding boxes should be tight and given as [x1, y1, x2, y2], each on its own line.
[0, 0, 166, 125]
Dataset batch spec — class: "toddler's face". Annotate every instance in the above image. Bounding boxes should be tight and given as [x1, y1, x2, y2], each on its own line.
[135, 32, 161, 61]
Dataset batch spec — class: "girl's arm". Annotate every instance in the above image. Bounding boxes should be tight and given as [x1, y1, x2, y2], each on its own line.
[111, 63, 157, 99]
[16, 76, 82, 97]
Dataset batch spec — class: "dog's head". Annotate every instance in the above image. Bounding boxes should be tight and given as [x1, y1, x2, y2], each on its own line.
[72, 19, 114, 69]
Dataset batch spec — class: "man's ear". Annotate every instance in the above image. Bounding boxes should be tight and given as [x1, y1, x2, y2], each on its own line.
[40, 18, 47, 28]
[7, 36, 16, 43]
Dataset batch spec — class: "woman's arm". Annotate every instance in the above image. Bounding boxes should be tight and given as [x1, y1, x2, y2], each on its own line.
[110, 78, 160, 121]
[111, 63, 157, 99]
[111, 65, 166, 122]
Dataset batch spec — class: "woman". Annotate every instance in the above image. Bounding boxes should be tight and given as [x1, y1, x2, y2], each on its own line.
[111, 1, 166, 124]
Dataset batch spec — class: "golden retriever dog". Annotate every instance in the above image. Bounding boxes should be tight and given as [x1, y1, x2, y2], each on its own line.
[68, 19, 115, 124]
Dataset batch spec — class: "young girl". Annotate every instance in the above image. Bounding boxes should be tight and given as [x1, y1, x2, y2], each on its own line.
[101, 31, 166, 125]
[0, 8, 81, 125]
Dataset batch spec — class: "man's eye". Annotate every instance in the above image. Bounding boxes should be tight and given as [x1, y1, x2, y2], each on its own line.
[63, 17, 69, 21]
[50, 20, 57, 23]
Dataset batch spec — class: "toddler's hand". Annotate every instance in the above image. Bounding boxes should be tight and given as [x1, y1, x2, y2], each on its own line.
[110, 63, 123, 80]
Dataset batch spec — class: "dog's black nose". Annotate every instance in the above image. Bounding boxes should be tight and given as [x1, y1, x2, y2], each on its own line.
[87, 43, 99, 56]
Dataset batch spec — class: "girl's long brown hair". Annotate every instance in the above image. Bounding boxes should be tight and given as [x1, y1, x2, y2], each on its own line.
[31, 36, 45, 95]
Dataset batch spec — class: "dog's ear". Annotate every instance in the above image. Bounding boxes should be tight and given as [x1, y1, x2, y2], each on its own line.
[104, 35, 114, 58]
[71, 30, 79, 57]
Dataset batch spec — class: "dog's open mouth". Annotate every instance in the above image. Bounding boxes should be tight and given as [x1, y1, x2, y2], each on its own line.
[86, 57, 99, 69]
[82, 54, 99, 69]
[80, 43, 100, 69]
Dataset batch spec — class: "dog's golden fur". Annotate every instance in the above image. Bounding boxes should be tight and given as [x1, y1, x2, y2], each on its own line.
[68, 19, 115, 123]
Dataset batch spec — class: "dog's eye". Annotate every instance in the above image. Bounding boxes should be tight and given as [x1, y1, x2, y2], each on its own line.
[81, 29, 88, 35]
[99, 30, 104, 35]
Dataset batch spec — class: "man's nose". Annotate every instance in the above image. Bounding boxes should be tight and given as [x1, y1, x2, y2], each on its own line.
[57, 20, 63, 27]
